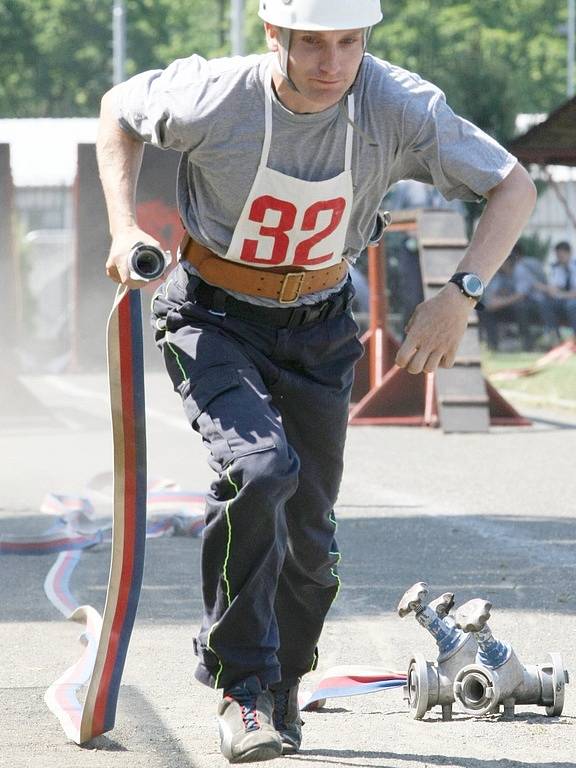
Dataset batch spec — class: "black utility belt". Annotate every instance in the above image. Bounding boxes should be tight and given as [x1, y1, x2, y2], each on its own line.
[193, 278, 352, 329]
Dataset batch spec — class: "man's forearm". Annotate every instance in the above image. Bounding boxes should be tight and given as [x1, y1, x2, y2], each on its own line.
[395, 162, 536, 374]
[455, 162, 537, 284]
[96, 87, 145, 237]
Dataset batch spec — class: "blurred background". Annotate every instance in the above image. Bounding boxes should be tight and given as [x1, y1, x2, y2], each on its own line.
[0, 0, 574, 411]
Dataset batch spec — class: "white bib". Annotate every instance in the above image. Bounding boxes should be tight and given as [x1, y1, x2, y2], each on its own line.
[225, 68, 354, 271]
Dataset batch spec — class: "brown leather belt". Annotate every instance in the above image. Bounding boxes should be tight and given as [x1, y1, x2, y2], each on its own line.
[179, 233, 348, 304]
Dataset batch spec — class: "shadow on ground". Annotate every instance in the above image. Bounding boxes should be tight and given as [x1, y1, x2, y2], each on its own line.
[1, 509, 575, 623]
[289, 751, 576, 768]
[3, 685, 200, 768]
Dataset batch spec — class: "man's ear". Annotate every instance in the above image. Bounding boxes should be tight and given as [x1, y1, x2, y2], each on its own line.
[264, 22, 280, 52]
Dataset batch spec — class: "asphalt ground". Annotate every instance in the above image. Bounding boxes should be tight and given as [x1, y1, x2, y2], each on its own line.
[1, 367, 576, 768]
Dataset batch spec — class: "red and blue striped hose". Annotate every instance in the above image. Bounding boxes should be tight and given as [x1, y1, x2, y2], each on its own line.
[46, 286, 147, 744]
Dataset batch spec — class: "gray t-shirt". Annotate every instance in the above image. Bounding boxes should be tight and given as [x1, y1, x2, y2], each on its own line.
[116, 52, 517, 304]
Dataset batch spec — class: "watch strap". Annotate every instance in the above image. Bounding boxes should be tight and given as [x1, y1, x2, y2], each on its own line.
[449, 272, 485, 311]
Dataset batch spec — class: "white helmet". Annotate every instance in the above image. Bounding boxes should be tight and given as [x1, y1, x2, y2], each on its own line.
[258, 0, 383, 31]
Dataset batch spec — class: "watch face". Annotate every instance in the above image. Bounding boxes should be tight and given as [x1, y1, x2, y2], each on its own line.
[462, 274, 484, 298]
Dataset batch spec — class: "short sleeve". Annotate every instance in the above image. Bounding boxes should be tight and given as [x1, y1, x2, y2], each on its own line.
[400, 80, 517, 202]
[113, 55, 210, 152]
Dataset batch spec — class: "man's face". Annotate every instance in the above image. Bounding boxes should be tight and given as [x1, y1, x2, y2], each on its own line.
[266, 25, 365, 111]
[556, 246, 572, 264]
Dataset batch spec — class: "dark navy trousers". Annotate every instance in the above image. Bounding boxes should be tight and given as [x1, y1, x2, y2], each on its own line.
[151, 264, 363, 691]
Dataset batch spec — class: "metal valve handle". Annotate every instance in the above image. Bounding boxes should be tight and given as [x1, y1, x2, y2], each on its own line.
[429, 592, 455, 618]
[454, 598, 492, 633]
[397, 582, 429, 618]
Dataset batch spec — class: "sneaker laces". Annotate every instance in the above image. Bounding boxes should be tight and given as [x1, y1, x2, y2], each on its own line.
[272, 689, 289, 730]
[226, 688, 261, 733]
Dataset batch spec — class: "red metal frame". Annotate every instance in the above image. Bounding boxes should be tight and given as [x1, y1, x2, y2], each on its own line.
[349, 223, 531, 428]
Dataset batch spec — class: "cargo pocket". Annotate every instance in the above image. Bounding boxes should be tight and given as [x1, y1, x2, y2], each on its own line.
[177, 368, 240, 427]
[177, 366, 278, 471]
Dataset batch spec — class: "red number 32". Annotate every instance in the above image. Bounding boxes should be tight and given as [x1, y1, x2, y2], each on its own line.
[240, 195, 346, 267]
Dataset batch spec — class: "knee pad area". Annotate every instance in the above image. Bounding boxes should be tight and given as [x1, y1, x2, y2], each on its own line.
[227, 441, 300, 505]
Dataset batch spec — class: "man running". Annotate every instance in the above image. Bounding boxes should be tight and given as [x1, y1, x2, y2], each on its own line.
[97, 0, 536, 761]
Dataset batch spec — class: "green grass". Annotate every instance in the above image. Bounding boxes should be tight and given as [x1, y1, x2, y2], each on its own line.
[482, 348, 576, 409]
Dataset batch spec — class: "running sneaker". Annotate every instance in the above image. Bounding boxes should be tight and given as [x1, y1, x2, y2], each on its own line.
[218, 676, 283, 763]
[271, 682, 303, 754]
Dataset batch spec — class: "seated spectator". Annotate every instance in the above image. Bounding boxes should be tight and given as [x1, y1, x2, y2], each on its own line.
[480, 245, 554, 351]
[544, 241, 576, 336]
[511, 242, 557, 345]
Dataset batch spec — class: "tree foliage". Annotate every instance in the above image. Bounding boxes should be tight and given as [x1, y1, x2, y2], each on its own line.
[0, 0, 234, 116]
[370, 0, 568, 141]
[0, 0, 570, 136]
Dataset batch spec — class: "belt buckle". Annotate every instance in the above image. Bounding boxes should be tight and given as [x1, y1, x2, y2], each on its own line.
[278, 272, 306, 304]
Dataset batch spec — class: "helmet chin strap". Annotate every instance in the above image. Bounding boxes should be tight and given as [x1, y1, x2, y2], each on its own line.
[275, 27, 372, 95]
[276, 28, 299, 92]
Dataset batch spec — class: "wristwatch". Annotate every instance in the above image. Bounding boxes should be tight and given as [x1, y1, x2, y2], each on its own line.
[448, 272, 485, 310]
